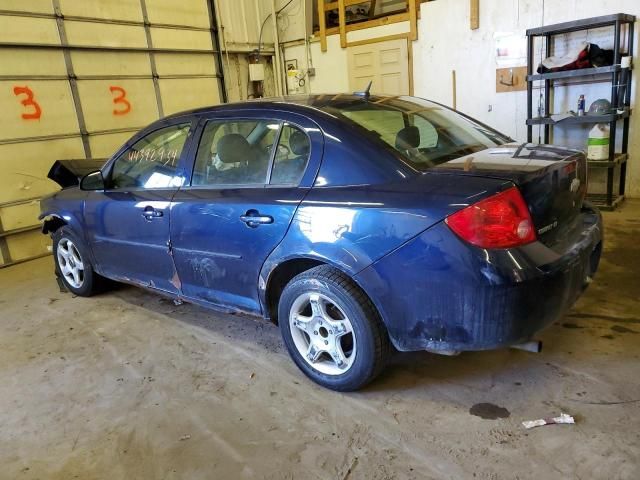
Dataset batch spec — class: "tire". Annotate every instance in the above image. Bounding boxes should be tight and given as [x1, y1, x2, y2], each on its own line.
[52, 227, 103, 297]
[278, 265, 391, 391]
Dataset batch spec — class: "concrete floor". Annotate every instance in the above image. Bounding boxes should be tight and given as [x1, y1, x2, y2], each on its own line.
[1, 202, 639, 480]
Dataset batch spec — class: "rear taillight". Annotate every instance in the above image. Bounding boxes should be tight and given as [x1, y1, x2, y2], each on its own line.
[445, 186, 536, 249]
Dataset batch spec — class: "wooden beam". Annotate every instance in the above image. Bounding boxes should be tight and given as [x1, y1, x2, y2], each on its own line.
[369, 0, 377, 18]
[346, 32, 408, 48]
[324, 0, 369, 10]
[318, 0, 327, 52]
[470, 0, 479, 30]
[407, 35, 414, 95]
[321, 11, 410, 36]
[338, 0, 346, 48]
[452, 70, 457, 110]
[409, 0, 417, 41]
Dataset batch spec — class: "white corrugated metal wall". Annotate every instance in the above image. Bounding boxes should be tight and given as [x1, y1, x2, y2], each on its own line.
[0, 0, 226, 267]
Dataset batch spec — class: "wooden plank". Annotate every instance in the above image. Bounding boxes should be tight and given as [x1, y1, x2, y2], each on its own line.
[470, 0, 479, 30]
[452, 69, 457, 109]
[318, 0, 327, 52]
[409, 0, 417, 40]
[369, 0, 377, 18]
[322, 11, 410, 36]
[338, 0, 346, 48]
[346, 32, 408, 48]
[324, 0, 371, 10]
[407, 36, 413, 94]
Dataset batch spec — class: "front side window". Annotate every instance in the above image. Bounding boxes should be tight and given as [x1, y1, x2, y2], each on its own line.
[192, 120, 279, 186]
[270, 124, 310, 185]
[110, 123, 191, 189]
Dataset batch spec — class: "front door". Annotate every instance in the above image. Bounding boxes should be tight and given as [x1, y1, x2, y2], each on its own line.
[170, 113, 321, 314]
[84, 121, 194, 293]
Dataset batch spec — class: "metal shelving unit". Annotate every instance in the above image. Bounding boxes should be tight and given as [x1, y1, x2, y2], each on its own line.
[526, 13, 635, 210]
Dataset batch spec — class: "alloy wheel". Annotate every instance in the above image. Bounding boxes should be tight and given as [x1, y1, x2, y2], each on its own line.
[57, 238, 85, 289]
[289, 292, 357, 375]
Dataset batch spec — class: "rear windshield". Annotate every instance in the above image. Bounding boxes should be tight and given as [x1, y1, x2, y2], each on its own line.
[319, 96, 511, 171]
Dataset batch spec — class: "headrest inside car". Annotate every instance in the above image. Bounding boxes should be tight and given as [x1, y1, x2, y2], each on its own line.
[289, 130, 310, 156]
[395, 126, 420, 150]
[217, 134, 253, 164]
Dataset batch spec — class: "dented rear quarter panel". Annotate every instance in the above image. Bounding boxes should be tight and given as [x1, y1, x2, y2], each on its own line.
[258, 172, 511, 315]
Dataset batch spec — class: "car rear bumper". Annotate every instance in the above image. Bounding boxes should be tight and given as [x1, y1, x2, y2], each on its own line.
[354, 205, 603, 352]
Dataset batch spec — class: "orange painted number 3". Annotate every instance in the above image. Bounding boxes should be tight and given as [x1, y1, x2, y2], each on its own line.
[109, 86, 131, 115]
[13, 86, 42, 120]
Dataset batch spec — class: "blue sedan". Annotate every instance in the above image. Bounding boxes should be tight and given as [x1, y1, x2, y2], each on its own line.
[40, 94, 602, 391]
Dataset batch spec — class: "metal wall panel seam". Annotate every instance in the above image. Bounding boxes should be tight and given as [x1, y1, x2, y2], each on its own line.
[52, 0, 91, 159]
[0, 10, 214, 32]
[139, 0, 164, 117]
[0, 196, 45, 208]
[0, 74, 221, 80]
[0, 127, 143, 146]
[0, 43, 222, 54]
[0, 253, 50, 269]
[207, 0, 227, 103]
[0, 225, 41, 238]
[0, 215, 12, 265]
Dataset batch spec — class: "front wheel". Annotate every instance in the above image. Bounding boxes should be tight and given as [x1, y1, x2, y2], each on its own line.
[53, 227, 103, 296]
[278, 265, 391, 391]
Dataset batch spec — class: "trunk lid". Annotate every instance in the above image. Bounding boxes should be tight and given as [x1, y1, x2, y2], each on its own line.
[432, 143, 588, 247]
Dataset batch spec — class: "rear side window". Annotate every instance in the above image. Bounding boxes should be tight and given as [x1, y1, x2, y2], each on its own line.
[270, 124, 310, 185]
[110, 123, 190, 189]
[192, 120, 279, 186]
[321, 97, 509, 170]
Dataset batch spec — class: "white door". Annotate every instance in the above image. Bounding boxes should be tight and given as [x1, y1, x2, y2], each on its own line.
[347, 38, 409, 95]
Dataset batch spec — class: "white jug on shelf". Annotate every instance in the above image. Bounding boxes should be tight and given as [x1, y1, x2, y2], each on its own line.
[587, 124, 610, 161]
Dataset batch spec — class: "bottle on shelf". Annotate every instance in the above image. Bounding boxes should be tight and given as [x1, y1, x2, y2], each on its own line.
[587, 124, 610, 161]
[577, 95, 586, 116]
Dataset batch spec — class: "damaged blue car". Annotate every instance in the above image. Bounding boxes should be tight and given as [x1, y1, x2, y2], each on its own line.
[40, 94, 602, 391]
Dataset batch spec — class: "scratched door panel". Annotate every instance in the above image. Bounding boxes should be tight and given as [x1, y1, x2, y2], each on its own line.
[0, 80, 79, 142]
[76, 79, 158, 133]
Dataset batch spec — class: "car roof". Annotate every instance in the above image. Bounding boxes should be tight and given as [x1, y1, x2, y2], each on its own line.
[163, 93, 411, 122]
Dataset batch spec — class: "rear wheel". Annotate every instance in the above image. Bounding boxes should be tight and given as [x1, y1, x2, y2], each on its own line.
[53, 227, 102, 296]
[278, 265, 390, 391]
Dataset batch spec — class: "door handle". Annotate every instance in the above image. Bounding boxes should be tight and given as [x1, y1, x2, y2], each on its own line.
[240, 209, 273, 228]
[142, 206, 163, 220]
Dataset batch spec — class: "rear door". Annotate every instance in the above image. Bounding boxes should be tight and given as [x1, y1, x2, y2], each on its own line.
[170, 111, 322, 314]
[84, 119, 195, 292]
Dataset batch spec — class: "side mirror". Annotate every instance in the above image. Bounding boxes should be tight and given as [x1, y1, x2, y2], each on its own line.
[80, 170, 105, 191]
